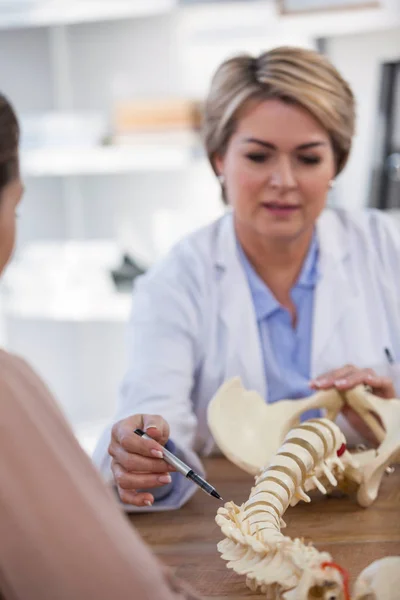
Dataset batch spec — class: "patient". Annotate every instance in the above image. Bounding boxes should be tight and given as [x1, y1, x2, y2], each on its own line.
[0, 94, 200, 599]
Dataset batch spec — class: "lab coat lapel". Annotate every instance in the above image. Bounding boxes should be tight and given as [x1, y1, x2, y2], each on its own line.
[311, 210, 359, 375]
[214, 213, 266, 399]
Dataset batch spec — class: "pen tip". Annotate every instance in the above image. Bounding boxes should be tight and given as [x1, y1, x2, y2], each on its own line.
[211, 490, 223, 501]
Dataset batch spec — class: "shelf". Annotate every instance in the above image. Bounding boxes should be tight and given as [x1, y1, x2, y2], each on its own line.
[4, 296, 132, 323]
[21, 137, 203, 177]
[180, 0, 400, 43]
[0, 0, 176, 30]
[2, 240, 134, 322]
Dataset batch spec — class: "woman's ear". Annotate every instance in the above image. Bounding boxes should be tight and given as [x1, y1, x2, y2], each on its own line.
[214, 154, 224, 177]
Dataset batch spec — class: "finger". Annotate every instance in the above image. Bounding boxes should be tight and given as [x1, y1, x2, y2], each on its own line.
[117, 488, 155, 508]
[111, 461, 173, 491]
[108, 442, 174, 474]
[310, 364, 357, 388]
[333, 369, 373, 390]
[334, 370, 395, 398]
[142, 414, 170, 445]
[368, 377, 395, 399]
[112, 418, 165, 458]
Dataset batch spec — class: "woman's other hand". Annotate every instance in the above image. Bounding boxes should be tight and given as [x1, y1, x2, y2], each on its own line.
[108, 414, 174, 507]
[310, 365, 394, 445]
[310, 364, 395, 398]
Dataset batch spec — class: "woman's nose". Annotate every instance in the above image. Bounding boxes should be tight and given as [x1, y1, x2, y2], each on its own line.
[268, 159, 297, 190]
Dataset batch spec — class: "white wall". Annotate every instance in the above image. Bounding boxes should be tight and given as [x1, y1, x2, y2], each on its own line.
[5, 318, 127, 425]
[177, 2, 315, 97]
[69, 14, 184, 111]
[327, 28, 400, 209]
[0, 27, 53, 112]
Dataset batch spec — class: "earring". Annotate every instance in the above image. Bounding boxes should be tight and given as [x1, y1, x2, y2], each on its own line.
[329, 179, 336, 189]
[218, 174, 225, 186]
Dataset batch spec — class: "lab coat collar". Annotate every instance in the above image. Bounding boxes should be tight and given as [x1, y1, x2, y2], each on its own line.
[214, 210, 266, 399]
[312, 209, 359, 375]
[213, 208, 358, 388]
[214, 209, 236, 271]
[214, 208, 350, 270]
[316, 208, 350, 263]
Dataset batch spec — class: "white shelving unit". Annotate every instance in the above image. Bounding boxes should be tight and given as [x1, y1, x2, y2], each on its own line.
[0, 0, 211, 448]
[0, 0, 176, 30]
[4, 292, 132, 322]
[21, 135, 202, 177]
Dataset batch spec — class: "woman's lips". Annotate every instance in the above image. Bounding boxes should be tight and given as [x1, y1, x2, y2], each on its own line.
[261, 202, 301, 216]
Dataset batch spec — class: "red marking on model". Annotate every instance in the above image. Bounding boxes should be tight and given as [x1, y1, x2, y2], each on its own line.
[321, 561, 350, 600]
[337, 443, 346, 457]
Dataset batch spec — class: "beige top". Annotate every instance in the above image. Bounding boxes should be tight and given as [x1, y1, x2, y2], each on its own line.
[0, 350, 199, 600]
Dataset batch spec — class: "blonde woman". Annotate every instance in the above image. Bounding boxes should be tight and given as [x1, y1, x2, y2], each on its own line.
[0, 94, 199, 600]
[94, 46, 400, 511]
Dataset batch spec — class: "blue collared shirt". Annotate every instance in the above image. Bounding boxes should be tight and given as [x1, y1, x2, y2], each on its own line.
[237, 233, 321, 420]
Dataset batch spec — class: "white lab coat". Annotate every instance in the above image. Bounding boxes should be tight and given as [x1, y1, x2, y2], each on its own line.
[93, 208, 400, 509]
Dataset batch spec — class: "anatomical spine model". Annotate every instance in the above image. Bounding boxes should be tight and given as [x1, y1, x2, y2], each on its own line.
[208, 380, 400, 599]
[216, 418, 354, 599]
[208, 379, 400, 507]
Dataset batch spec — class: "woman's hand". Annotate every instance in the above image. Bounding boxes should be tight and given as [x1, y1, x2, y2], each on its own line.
[108, 414, 174, 507]
[310, 364, 395, 398]
[310, 364, 394, 445]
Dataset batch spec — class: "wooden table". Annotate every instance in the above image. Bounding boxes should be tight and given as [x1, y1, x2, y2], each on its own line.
[130, 458, 400, 599]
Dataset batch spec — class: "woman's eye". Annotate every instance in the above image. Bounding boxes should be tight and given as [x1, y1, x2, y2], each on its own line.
[245, 153, 269, 164]
[299, 155, 322, 165]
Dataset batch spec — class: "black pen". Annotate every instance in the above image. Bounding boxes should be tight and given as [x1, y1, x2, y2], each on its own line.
[384, 347, 394, 365]
[134, 428, 223, 501]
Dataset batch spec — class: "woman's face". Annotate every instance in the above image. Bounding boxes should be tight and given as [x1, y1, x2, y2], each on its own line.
[0, 177, 23, 275]
[215, 98, 336, 245]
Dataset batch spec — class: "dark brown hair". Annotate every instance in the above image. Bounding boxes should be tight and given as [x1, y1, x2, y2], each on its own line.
[0, 94, 20, 193]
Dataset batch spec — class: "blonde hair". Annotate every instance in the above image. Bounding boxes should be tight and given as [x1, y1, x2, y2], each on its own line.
[203, 46, 355, 197]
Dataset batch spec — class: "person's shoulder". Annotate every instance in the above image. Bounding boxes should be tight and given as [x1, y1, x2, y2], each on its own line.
[322, 208, 400, 272]
[0, 349, 41, 397]
[322, 207, 400, 242]
[324, 207, 395, 233]
[170, 214, 226, 261]
[0, 349, 70, 430]
[0, 348, 27, 373]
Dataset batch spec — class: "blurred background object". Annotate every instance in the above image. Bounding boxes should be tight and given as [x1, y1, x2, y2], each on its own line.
[110, 253, 146, 292]
[369, 60, 400, 210]
[278, 0, 380, 15]
[112, 97, 202, 138]
[0, 0, 399, 453]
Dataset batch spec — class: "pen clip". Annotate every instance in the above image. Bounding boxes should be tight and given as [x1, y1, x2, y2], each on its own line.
[384, 347, 394, 365]
[134, 428, 146, 437]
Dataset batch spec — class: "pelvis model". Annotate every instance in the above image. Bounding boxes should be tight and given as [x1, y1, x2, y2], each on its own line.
[207, 379, 400, 600]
